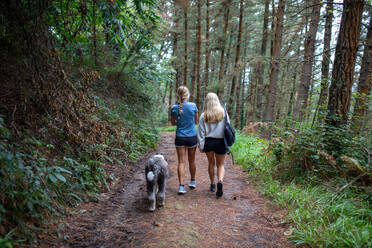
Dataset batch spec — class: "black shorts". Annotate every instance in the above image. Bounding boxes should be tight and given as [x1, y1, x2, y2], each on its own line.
[175, 136, 197, 148]
[204, 138, 228, 155]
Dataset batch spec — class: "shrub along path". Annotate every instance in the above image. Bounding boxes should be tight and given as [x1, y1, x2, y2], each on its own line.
[39, 132, 291, 247]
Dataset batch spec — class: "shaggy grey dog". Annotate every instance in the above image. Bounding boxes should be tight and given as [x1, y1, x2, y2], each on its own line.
[145, 154, 169, 212]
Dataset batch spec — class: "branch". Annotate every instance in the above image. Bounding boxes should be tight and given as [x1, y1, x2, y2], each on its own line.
[337, 172, 368, 193]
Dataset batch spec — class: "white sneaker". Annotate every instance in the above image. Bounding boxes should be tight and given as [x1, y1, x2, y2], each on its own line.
[188, 179, 196, 189]
[178, 185, 186, 194]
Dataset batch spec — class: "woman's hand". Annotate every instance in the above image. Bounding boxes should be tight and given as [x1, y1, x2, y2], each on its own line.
[199, 148, 204, 153]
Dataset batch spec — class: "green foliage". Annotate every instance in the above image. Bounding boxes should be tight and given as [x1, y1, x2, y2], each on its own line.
[48, 0, 160, 68]
[0, 86, 160, 243]
[94, 95, 159, 161]
[270, 124, 370, 182]
[231, 131, 372, 248]
[157, 125, 198, 133]
[0, 0, 166, 244]
[157, 125, 177, 132]
[0, 116, 108, 241]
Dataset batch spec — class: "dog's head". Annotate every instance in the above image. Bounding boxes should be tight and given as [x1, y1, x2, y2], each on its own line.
[153, 154, 165, 160]
[147, 154, 166, 170]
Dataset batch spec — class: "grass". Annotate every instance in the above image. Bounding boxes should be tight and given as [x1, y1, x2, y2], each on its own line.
[157, 124, 198, 132]
[231, 131, 372, 248]
[157, 125, 177, 132]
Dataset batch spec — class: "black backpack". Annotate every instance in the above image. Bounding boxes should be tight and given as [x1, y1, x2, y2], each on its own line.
[223, 108, 235, 148]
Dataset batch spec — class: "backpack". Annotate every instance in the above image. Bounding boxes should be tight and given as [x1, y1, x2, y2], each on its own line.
[223, 108, 235, 148]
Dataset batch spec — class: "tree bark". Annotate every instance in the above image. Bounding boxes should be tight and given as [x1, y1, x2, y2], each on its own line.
[293, 0, 321, 121]
[263, 0, 285, 122]
[270, 0, 275, 57]
[256, 0, 270, 121]
[352, 13, 372, 134]
[183, 3, 188, 86]
[316, 0, 334, 120]
[92, 0, 97, 66]
[204, 0, 210, 99]
[195, 0, 202, 111]
[217, 1, 231, 99]
[232, 0, 244, 128]
[170, 0, 180, 118]
[190, 39, 197, 101]
[326, 0, 364, 127]
[174, 1, 181, 90]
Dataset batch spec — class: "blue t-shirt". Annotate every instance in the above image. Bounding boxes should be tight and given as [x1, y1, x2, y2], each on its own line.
[171, 102, 198, 137]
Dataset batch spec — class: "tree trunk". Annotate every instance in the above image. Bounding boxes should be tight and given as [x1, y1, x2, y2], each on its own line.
[232, 0, 244, 128]
[326, 0, 364, 127]
[316, 0, 333, 120]
[190, 39, 197, 101]
[352, 13, 372, 133]
[195, 0, 202, 111]
[263, 0, 285, 122]
[204, 0, 210, 99]
[174, 1, 181, 90]
[92, 0, 97, 66]
[270, 0, 275, 57]
[256, 0, 270, 121]
[286, 69, 297, 128]
[217, 2, 231, 99]
[169, 0, 179, 119]
[293, 0, 321, 121]
[183, 3, 188, 86]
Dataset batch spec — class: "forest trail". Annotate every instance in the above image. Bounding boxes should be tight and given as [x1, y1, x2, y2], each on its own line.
[40, 133, 291, 248]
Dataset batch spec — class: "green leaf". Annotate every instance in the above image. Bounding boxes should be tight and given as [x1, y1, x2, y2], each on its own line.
[53, 166, 72, 174]
[48, 174, 57, 183]
[55, 173, 66, 183]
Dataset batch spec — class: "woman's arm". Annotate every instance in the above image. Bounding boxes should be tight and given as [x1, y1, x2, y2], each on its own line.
[197, 114, 205, 151]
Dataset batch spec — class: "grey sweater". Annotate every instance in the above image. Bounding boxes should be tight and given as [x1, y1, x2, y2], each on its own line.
[197, 112, 229, 150]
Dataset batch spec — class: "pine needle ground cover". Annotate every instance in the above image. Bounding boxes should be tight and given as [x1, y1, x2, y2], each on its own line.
[231, 132, 372, 248]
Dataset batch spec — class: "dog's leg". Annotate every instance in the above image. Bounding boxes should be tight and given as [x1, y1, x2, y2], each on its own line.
[157, 177, 167, 207]
[147, 183, 156, 212]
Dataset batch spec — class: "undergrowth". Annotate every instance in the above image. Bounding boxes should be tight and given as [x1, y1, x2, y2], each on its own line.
[0, 94, 159, 245]
[231, 132, 372, 248]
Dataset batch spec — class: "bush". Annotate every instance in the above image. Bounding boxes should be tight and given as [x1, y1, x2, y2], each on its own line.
[231, 131, 372, 248]
[271, 125, 371, 183]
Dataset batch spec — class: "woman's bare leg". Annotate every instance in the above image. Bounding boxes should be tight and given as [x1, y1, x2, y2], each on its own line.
[176, 147, 187, 185]
[206, 151, 216, 184]
[187, 147, 197, 180]
[215, 153, 226, 182]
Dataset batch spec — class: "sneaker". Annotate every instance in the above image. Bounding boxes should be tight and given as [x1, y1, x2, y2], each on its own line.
[188, 179, 196, 189]
[178, 185, 186, 194]
[210, 184, 216, 192]
[216, 181, 223, 198]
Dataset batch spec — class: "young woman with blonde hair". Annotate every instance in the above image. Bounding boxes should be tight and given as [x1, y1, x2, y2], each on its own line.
[171, 86, 199, 194]
[197, 93, 229, 197]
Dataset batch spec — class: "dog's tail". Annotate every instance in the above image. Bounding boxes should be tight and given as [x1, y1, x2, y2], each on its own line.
[147, 171, 155, 181]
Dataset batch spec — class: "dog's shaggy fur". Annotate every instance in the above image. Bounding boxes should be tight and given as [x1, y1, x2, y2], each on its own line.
[145, 154, 169, 212]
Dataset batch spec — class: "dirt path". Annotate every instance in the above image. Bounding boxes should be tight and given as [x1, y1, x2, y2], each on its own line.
[40, 132, 290, 248]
